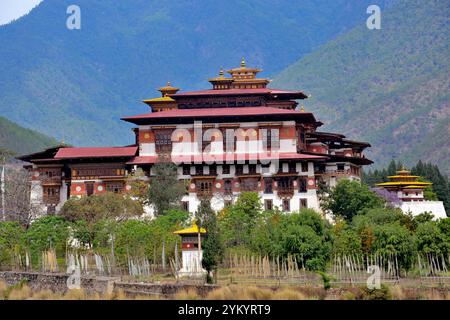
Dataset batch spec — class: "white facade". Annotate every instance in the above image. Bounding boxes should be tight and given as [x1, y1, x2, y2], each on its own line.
[399, 201, 447, 220]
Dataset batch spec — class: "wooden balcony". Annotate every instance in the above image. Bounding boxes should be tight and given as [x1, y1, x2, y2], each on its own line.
[40, 176, 62, 186]
[277, 188, 294, 198]
[43, 195, 60, 204]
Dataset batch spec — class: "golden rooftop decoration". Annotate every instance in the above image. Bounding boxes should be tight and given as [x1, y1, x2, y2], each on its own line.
[376, 168, 432, 188]
[173, 222, 206, 235]
[241, 57, 246, 68]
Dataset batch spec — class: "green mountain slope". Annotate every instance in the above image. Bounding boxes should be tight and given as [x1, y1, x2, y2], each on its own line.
[0, 0, 389, 146]
[0, 116, 58, 155]
[273, 0, 450, 174]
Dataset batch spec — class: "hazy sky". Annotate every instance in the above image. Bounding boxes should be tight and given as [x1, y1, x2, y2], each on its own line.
[0, 0, 43, 26]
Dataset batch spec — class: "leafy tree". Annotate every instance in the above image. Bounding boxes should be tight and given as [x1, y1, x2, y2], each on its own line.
[371, 222, 415, 270]
[196, 199, 223, 283]
[437, 218, 450, 251]
[148, 155, 186, 216]
[219, 192, 262, 247]
[415, 221, 449, 255]
[125, 168, 150, 206]
[114, 209, 189, 266]
[0, 221, 24, 266]
[332, 220, 362, 256]
[250, 208, 283, 255]
[274, 209, 332, 271]
[24, 216, 70, 262]
[60, 192, 143, 247]
[412, 161, 449, 212]
[323, 179, 384, 221]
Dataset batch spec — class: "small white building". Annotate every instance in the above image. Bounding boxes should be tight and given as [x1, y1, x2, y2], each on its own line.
[377, 168, 447, 219]
[173, 223, 207, 277]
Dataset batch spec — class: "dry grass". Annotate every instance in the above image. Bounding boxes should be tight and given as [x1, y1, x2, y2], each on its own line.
[8, 284, 32, 300]
[30, 289, 59, 300]
[0, 281, 7, 299]
[62, 289, 87, 300]
[175, 288, 201, 300]
[0, 279, 448, 300]
[423, 289, 448, 300]
[272, 288, 307, 300]
[206, 285, 306, 300]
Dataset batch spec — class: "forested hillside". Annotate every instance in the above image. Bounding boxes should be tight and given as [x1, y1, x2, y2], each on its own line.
[0, 116, 57, 155]
[274, 0, 449, 174]
[0, 0, 388, 146]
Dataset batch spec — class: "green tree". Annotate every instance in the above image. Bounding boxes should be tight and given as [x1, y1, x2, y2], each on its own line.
[0, 221, 24, 266]
[415, 221, 449, 256]
[114, 209, 189, 266]
[126, 168, 150, 206]
[220, 192, 262, 247]
[60, 192, 143, 247]
[371, 222, 415, 271]
[323, 179, 384, 221]
[274, 209, 332, 271]
[24, 216, 70, 263]
[148, 155, 186, 216]
[412, 161, 449, 212]
[332, 219, 362, 256]
[196, 199, 223, 283]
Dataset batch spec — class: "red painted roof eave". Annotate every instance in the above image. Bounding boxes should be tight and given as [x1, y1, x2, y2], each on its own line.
[54, 146, 138, 159]
[127, 153, 328, 165]
[169, 88, 307, 98]
[121, 107, 317, 122]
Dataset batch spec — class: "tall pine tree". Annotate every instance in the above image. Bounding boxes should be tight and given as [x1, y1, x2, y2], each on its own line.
[195, 199, 223, 284]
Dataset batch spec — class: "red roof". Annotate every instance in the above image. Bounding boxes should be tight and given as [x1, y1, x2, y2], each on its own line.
[170, 88, 306, 97]
[122, 107, 313, 121]
[127, 156, 158, 165]
[55, 146, 138, 159]
[127, 152, 326, 165]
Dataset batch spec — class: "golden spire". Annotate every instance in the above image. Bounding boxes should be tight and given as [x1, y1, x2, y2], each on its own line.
[219, 68, 224, 77]
[241, 57, 246, 68]
[300, 105, 305, 112]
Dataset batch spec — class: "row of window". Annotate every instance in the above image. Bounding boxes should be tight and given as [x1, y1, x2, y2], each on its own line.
[193, 177, 309, 194]
[72, 168, 125, 177]
[182, 163, 309, 176]
[40, 169, 61, 178]
[154, 128, 283, 153]
[85, 182, 124, 196]
[178, 100, 263, 109]
[265, 198, 308, 212]
[181, 198, 308, 213]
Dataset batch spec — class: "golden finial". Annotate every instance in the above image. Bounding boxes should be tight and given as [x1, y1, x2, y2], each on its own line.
[241, 57, 246, 68]
[300, 105, 305, 112]
[167, 81, 171, 86]
[219, 68, 224, 77]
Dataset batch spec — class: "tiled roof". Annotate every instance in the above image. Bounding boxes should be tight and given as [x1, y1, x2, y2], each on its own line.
[55, 146, 138, 159]
[122, 106, 313, 121]
[127, 152, 327, 165]
[170, 88, 307, 98]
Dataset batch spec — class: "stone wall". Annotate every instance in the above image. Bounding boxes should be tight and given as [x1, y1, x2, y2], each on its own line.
[0, 271, 216, 297]
[0, 271, 118, 295]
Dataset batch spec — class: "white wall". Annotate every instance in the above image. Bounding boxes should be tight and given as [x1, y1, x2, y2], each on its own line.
[400, 201, 447, 219]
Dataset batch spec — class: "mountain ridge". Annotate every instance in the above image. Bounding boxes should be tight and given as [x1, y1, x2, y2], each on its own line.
[273, 0, 450, 174]
[0, 116, 58, 155]
[0, 0, 389, 146]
